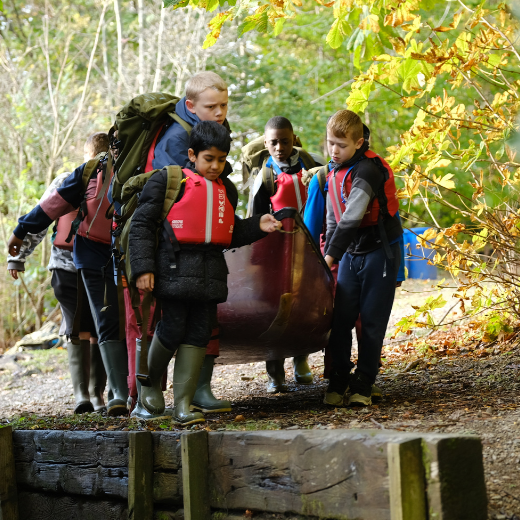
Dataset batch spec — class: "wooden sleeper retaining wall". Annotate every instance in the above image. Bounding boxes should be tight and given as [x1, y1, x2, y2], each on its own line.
[0, 426, 488, 520]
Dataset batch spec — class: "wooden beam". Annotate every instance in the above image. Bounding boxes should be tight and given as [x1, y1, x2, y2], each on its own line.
[388, 439, 427, 520]
[0, 425, 18, 520]
[422, 434, 488, 520]
[181, 430, 210, 520]
[128, 431, 154, 520]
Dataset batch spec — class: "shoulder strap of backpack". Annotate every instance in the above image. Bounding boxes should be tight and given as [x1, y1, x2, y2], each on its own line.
[169, 113, 193, 136]
[261, 157, 275, 197]
[296, 148, 317, 170]
[81, 151, 108, 191]
[161, 165, 184, 220]
[317, 165, 328, 197]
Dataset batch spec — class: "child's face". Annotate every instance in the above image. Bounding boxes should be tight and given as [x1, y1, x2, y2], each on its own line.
[188, 146, 228, 181]
[186, 89, 229, 124]
[326, 130, 364, 164]
[264, 127, 294, 163]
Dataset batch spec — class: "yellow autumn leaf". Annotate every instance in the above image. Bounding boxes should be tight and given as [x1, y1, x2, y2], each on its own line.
[437, 173, 456, 190]
[418, 228, 437, 248]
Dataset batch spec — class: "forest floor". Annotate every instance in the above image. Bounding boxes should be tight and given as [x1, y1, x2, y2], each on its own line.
[0, 278, 519, 519]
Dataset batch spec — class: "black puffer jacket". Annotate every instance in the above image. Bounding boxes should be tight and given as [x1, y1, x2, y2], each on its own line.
[129, 166, 267, 303]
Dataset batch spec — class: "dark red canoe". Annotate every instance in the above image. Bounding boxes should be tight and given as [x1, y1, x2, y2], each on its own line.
[217, 208, 335, 364]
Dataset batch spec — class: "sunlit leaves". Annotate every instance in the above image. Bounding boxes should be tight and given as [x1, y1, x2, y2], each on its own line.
[326, 16, 349, 48]
[346, 80, 372, 112]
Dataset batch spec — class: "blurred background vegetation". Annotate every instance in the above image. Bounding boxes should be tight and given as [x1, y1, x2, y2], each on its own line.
[0, 0, 516, 349]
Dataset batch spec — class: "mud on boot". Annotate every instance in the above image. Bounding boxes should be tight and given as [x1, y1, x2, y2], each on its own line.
[131, 339, 173, 420]
[191, 355, 231, 413]
[323, 369, 350, 406]
[348, 370, 373, 407]
[266, 359, 288, 394]
[293, 355, 313, 385]
[172, 344, 206, 426]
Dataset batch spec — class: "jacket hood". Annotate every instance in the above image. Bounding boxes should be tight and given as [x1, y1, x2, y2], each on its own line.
[363, 123, 370, 144]
[175, 97, 201, 127]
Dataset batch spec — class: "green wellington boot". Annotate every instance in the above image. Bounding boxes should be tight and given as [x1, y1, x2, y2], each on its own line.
[67, 341, 94, 414]
[191, 355, 232, 413]
[172, 344, 206, 425]
[98, 340, 129, 416]
[88, 341, 107, 412]
[293, 355, 313, 384]
[131, 339, 173, 420]
[141, 335, 174, 415]
[266, 359, 288, 394]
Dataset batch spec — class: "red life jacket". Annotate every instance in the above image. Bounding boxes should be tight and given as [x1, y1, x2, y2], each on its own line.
[53, 209, 79, 251]
[166, 169, 235, 247]
[77, 168, 113, 245]
[270, 170, 307, 212]
[328, 151, 399, 226]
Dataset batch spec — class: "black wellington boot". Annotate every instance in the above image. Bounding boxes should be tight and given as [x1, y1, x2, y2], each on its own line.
[88, 341, 107, 412]
[172, 344, 206, 426]
[141, 335, 174, 415]
[266, 359, 288, 394]
[131, 339, 173, 420]
[67, 341, 94, 414]
[191, 355, 231, 413]
[98, 340, 129, 416]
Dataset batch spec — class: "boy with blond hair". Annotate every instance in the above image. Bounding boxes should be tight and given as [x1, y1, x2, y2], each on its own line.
[152, 71, 229, 169]
[323, 110, 403, 408]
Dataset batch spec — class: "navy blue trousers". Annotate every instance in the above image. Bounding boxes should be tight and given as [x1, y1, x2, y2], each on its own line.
[328, 243, 400, 383]
[156, 299, 217, 350]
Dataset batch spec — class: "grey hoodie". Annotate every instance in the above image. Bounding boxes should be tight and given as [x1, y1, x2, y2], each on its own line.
[7, 172, 76, 273]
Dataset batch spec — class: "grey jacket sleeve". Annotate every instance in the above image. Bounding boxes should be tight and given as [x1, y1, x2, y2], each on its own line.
[326, 163, 380, 260]
[7, 171, 71, 271]
[7, 229, 48, 271]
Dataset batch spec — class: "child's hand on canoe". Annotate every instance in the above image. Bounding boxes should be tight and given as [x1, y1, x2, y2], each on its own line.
[260, 214, 282, 233]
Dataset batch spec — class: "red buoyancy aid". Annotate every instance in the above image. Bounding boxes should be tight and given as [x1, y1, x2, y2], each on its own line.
[53, 209, 80, 251]
[328, 151, 399, 226]
[77, 169, 113, 244]
[166, 169, 235, 247]
[270, 170, 307, 213]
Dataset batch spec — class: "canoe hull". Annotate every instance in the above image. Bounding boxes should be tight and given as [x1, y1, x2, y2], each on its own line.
[217, 208, 334, 364]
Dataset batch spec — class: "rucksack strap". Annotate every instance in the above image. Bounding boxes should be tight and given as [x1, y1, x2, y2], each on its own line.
[161, 165, 184, 219]
[169, 113, 192, 136]
[262, 159, 275, 197]
[135, 290, 154, 387]
[296, 148, 317, 170]
[317, 165, 328, 197]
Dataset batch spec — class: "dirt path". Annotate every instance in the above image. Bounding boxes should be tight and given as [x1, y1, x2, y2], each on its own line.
[0, 279, 517, 519]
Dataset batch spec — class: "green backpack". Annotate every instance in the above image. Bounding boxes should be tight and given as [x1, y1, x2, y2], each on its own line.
[110, 92, 192, 205]
[116, 165, 184, 286]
